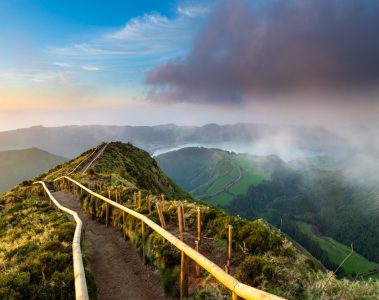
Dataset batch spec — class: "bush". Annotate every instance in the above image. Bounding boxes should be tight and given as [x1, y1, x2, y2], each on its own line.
[235, 256, 275, 286]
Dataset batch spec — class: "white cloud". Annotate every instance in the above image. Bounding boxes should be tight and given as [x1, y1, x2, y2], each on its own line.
[177, 6, 210, 17]
[0, 70, 73, 83]
[46, 10, 204, 60]
[51, 62, 74, 68]
[82, 66, 101, 72]
[109, 13, 172, 40]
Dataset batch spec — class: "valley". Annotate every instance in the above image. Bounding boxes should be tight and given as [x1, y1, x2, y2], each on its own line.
[157, 147, 379, 279]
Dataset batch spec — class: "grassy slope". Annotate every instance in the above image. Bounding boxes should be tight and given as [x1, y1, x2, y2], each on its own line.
[205, 156, 270, 205]
[157, 147, 270, 206]
[0, 148, 67, 194]
[297, 222, 379, 278]
[158, 148, 379, 280]
[91, 142, 190, 199]
[0, 184, 96, 299]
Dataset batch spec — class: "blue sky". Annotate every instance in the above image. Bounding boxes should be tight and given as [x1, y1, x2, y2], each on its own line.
[0, 0, 207, 87]
[0, 0, 225, 130]
[1, 0, 378, 131]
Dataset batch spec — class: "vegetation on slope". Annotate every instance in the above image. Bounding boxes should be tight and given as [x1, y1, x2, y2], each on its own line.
[0, 148, 67, 194]
[157, 147, 379, 279]
[3, 141, 378, 299]
[156, 147, 269, 206]
[0, 182, 96, 299]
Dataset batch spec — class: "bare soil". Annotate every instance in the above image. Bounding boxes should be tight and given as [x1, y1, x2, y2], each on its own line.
[53, 190, 172, 300]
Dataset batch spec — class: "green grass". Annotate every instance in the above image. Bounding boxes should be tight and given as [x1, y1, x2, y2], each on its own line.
[297, 222, 379, 278]
[196, 154, 270, 206]
[206, 193, 234, 206]
[207, 163, 239, 193]
[229, 169, 268, 195]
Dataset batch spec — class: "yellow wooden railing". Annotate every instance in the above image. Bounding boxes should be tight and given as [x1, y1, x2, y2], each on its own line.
[36, 181, 89, 300]
[56, 176, 285, 300]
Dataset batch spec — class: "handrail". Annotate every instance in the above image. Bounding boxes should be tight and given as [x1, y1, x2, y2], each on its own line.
[36, 181, 89, 300]
[68, 143, 105, 175]
[81, 143, 109, 174]
[58, 176, 284, 300]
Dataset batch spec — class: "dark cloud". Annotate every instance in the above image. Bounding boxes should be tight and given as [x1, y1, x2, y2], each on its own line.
[146, 0, 379, 104]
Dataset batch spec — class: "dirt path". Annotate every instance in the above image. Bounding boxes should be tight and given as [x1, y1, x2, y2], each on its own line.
[53, 190, 171, 300]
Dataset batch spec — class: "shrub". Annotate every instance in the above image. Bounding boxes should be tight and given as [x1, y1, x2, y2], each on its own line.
[235, 256, 275, 287]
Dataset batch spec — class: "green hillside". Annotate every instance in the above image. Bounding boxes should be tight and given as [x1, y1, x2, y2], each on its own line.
[156, 147, 269, 206]
[157, 147, 379, 279]
[0, 148, 67, 194]
[297, 222, 379, 278]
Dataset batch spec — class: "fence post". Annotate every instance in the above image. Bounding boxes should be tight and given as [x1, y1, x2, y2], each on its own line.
[161, 194, 165, 211]
[141, 221, 146, 264]
[148, 195, 152, 214]
[138, 191, 141, 208]
[178, 206, 184, 241]
[225, 225, 232, 274]
[156, 203, 166, 228]
[195, 240, 201, 277]
[197, 207, 201, 244]
[180, 250, 189, 300]
[180, 204, 185, 230]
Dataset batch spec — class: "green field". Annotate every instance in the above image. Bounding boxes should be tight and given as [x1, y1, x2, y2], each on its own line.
[297, 222, 379, 278]
[194, 154, 270, 206]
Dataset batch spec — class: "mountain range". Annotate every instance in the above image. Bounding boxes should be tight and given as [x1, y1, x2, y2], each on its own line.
[0, 123, 349, 158]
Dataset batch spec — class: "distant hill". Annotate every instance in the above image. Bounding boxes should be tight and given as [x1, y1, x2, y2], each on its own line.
[0, 148, 66, 193]
[156, 147, 379, 278]
[0, 123, 347, 158]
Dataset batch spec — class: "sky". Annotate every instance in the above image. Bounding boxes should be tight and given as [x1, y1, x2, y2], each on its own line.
[1, 0, 379, 131]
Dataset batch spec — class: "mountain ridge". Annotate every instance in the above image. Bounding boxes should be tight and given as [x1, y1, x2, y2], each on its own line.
[0, 123, 347, 158]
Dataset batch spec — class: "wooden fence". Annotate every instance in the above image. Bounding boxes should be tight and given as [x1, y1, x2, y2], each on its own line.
[36, 181, 89, 300]
[56, 176, 285, 300]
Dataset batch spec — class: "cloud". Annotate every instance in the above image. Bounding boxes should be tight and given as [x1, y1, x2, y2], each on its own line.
[47, 11, 202, 60]
[81, 66, 101, 72]
[0, 70, 73, 83]
[177, 6, 210, 18]
[109, 14, 172, 40]
[51, 62, 74, 68]
[146, 0, 379, 105]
